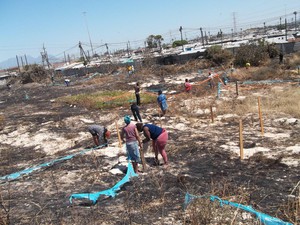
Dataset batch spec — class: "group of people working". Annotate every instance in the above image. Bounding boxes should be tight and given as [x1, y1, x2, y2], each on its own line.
[87, 83, 170, 173]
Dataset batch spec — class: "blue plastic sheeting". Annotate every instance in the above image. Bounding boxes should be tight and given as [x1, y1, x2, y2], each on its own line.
[0, 144, 106, 182]
[69, 162, 137, 204]
[184, 193, 293, 225]
[242, 79, 300, 85]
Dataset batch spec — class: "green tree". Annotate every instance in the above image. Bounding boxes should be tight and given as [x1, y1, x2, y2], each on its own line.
[146, 35, 164, 51]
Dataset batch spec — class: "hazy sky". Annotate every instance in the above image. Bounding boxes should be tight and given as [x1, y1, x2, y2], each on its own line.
[0, 0, 299, 62]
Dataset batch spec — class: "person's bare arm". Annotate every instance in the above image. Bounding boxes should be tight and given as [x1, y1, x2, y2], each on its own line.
[135, 128, 142, 148]
[93, 135, 100, 146]
[142, 127, 151, 143]
[120, 129, 125, 143]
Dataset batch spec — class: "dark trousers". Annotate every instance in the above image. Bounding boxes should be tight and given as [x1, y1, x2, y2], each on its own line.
[131, 105, 142, 122]
[135, 93, 140, 105]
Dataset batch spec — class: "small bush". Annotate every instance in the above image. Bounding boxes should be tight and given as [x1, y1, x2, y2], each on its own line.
[20, 64, 50, 84]
[204, 45, 233, 66]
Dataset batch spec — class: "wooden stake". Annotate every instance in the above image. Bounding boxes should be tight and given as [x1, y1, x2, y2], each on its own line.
[139, 146, 147, 172]
[239, 119, 244, 160]
[210, 106, 214, 123]
[257, 97, 264, 136]
[235, 81, 239, 96]
[115, 121, 122, 148]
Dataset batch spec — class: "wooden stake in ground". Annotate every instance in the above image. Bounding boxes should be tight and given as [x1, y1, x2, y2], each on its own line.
[257, 96, 264, 136]
[239, 119, 244, 160]
[210, 106, 214, 123]
[115, 121, 122, 148]
[235, 81, 239, 96]
[139, 146, 147, 172]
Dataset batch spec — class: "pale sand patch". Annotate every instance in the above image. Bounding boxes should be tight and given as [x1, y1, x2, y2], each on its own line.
[286, 145, 300, 154]
[0, 125, 90, 155]
[281, 158, 299, 167]
[263, 132, 290, 139]
[221, 144, 270, 158]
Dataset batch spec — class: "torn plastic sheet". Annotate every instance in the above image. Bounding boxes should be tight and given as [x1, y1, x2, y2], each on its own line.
[0, 144, 106, 182]
[184, 193, 292, 225]
[69, 162, 137, 204]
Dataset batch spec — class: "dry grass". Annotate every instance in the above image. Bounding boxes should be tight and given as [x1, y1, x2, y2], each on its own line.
[263, 86, 300, 118]
[217, 86, 300, 118]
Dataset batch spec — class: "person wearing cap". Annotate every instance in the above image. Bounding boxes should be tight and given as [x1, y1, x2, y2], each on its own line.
[136, 123, 168, 166]
[88, 124, 110, 147]
[157, 90, 168, 116]
[121, 115, 143, 173]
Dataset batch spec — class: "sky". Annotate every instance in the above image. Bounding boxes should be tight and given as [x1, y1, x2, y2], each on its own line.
[0, 0, 300, 63]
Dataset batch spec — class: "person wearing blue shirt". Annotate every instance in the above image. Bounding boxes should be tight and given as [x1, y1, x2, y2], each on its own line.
[136, 123, 168, 166]
[157, 90, 168, 115]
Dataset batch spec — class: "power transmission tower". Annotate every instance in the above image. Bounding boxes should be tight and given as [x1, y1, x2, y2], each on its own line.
[233, 12, 237, 37]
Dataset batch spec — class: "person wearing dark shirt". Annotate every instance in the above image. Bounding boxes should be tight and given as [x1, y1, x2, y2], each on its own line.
[136, 123, 168, 166]
[131, 102, 142, 122]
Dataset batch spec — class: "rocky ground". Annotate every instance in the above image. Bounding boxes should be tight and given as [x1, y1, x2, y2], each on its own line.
[0, 69, 299, 225]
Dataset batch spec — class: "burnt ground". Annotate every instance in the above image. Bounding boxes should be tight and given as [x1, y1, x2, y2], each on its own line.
[0, 71, 299, 225]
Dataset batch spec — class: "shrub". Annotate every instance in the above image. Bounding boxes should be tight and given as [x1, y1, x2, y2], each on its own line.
[20, 64, 50, 84]
[204, 45, 233, 66]
[172, 40, 188, 48]
[234, 41, 278, 67]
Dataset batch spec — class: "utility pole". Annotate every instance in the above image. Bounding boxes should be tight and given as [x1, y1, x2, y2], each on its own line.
[41, 44, 51, 70]
[280, 17, 282, 28]
[16, 55, 21, 73]
[105, 43, 109, 55]
[24, 54, 28, 66]
[179, 26, 184, 51]
[264, 22, 266, 34]
[82, 12, 94, 57]
[20, 56, 24, 68]
[79, 41, 89, 65]
[64, 52, 67, 63]
[293, 11, 297, 31]
[200, 27, 204, 46]
[285, 18, 287, 41]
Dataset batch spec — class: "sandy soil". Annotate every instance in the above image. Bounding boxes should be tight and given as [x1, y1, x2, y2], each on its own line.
[0, 71, 299, 224]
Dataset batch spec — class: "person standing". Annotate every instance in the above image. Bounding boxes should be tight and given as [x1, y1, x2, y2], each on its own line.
[121, 115, 143, 173]
[184, 79, 192, 92]
[157, 90, 168, 115]
[131, 102, 142, 122]
[208, 72, 215, 89]
[88, 124, 111, 147]
[136, 123, 168, 166]
[134, 82, 141, 105]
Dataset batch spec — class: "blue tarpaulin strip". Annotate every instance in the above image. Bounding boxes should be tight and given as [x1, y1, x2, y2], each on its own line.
[184, 193, 293, 225]
[0, 144, 106, 182]
[69, 162, 137, 204]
